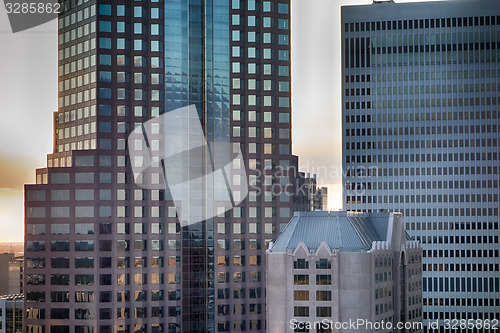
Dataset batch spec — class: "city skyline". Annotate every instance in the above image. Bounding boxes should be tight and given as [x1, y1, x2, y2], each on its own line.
[0, 0, 445, 242]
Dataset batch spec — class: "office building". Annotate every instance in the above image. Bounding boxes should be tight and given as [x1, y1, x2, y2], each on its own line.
[0, 295, 23, 333]
[0, 254, 22, 297]
[342, 0, 500, 330]
[266, 211, 422, 333]
[24, 0, 306, 332]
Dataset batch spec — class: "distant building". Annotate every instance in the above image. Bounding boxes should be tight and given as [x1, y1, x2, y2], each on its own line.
[0, 255, 21, 297]
[266, 211, 422, 333]
[315, 187, 328, 212]
[0, 295, 23, 333]
[304, 174, 328, 211]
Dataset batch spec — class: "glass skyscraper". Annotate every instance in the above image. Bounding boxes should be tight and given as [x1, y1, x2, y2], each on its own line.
[24, 0, 307, 332]
[342, 0, 499, 331]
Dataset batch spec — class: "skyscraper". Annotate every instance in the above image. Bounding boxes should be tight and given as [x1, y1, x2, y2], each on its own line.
[342, 0, 500, 331]
[24, 1, 306, 332]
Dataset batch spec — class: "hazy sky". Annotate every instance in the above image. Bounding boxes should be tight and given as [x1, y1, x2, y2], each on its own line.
[0, 0, 443, 242]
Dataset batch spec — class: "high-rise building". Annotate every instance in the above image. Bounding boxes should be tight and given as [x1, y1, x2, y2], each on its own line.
[266, 211, 422, 333]
[342, 0, 500, 330]
[24, 1, 306, 332]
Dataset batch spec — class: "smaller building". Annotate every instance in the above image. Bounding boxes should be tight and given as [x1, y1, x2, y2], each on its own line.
[0, 254, 22, 297]
[314, 187, 328, 212]
[266, 211, 422, 333]
[0, 295, 23, 333]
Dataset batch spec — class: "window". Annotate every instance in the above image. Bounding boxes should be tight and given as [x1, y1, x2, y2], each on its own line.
[294, 274, 309, 285]
[278, 34, 289, 45]
[51, 224, 69, 235]
[27, 224, 45, 235]
[99, 21, 111, 32]
[51, 257, 69, 268]
[75, 241, 94, 251]
[51, 274, 70, 285]
[294, 259, 309, 269]
[98, 4, 111, 16]
[51, 240, 69, 251]
[316, 291, 332, 301]
[278, 3, 288, 14]
[75, 274, 94, 286]
[133, 6, 143, 18]
[293, 306, 309, 317]
[316, 274, 332, 285]
[75, 189, 94, 201]
[294, 290, 309, 301]
[316, 259, 332, 269]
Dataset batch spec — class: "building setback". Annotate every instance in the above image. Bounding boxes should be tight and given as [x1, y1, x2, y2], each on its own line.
[342, 0, 500, 330]
[266, 211, 422, 333]
[24, 0, 308, 332]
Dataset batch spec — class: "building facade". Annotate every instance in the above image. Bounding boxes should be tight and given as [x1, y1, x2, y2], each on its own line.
[266, 211, 422, 333]
[342, 0, 500, 331]
[0, 254, 22, 297]
[0, 295, 23, 333]
[24, 0, 307, 332]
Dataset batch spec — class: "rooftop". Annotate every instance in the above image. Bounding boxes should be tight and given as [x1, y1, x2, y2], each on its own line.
[269, 211, 406, 253]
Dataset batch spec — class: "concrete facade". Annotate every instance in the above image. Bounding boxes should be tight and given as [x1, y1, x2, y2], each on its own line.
[266, 211, 422, 333]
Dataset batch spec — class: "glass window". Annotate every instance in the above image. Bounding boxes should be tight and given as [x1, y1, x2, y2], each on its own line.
[117, 38, 128, 50]
[116, 5, 126, 16]
[278, 19, 288, 29]
[51, 173, 70, 184]
[99, 21, 111, 32]
[75, 257, 94, 268]
[116, 22, 127, 33]
[232, 15, 240, 25]
[99, 38, 111, 49]
[75, 189, 94, 201]
[75, 223, 94, 235]
[316, 274, 332, 285]
[51, 190, 69, 201]
[263, 17, 271, 28]
[278, 34, 289, 45]
[151, 24, 159, 35]
[99, 71, 111, 82]
[51, 207, 70, 218]
[247, 16, 256, 27]
[278, 3, 289, 14]
[27, 224, 45, 235]
[232, 30, 240, 41]
[278, 50, 289, 61]
[294, 290, 309, 301]
[263, 33, 271, 43]
[133, 6, 143, 18]
[98, 4, 111, 16]
[151, 7, 159, 19]
[75, 241, 94, 251]
[263, 1, 271, 12]
[279, 81, 289, 92]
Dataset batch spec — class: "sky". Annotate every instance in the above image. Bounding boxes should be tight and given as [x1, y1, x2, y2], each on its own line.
[0, 0, 443, 242]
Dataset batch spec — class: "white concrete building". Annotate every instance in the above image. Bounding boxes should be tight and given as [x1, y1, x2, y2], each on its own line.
[266, 211, 422, 333]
